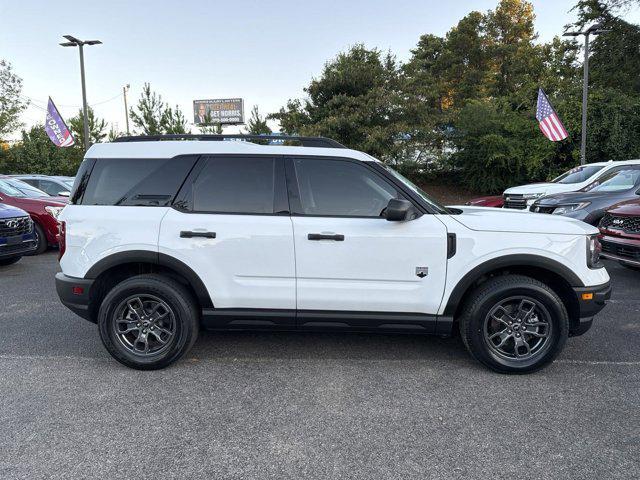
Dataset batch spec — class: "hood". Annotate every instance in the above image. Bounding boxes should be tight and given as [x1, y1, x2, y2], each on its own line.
[503, 182, 576, 196]
[448, 206, 598, 235]
[606, 199, 640, 216]
[0, 203, 28, 219]
[534, 190, 611, 206]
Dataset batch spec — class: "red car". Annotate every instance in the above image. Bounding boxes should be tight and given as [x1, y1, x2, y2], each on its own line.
[598, 199, 640, 270]
[465, 195, 504, 208]
[0, 176, 67, 254]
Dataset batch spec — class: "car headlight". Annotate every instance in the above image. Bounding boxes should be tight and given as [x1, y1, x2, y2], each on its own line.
[45, 206, 64, 220]
[552, 202, 590, 215]
[587, 234, 602, 269]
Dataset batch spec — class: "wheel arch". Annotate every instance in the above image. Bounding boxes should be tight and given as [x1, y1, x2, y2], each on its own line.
[443, 254, 583, 332]
[85, 250, 213, 321]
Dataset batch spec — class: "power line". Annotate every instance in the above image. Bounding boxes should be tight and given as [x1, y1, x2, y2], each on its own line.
[20, 91, 123, 110]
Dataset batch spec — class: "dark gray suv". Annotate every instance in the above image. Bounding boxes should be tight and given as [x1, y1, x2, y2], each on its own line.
[530, 165, 640, 225]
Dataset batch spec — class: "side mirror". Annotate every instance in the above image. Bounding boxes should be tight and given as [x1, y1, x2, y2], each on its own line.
[58, 191, 70, 197]
[385, 198, 416, 221]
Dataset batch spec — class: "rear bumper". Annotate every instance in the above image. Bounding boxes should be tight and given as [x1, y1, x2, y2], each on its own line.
[55, 272, 95, 322]
[570, 281, 612, 336]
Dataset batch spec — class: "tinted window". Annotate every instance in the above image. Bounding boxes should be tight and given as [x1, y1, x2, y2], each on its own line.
[294, 158, 400, 217]
[4, 178, 47, 198]
[553, 165, 604, 184]
[188, 156, 275, 214]
[80, 156, 197, 206]
[38, 179, 66, 195]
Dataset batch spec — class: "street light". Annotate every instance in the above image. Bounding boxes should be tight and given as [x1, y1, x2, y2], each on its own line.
[563, 23, 610, 165]
[123, 84, 130, 135]
[60, 35, 102, 150]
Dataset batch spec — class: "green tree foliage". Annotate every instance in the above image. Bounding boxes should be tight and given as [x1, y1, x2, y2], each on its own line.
[129, 83, 190, 135]
[0, 60, 29, 140]
[245, 105, 271, 135]
[68, 106, 108, 147]
[270, 45, 408, 161]
[271, 0, 640, 193]
[0, 125, 83, 175]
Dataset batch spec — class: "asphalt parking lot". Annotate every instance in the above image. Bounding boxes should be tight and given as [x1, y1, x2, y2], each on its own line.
[0, 252, 638, 479]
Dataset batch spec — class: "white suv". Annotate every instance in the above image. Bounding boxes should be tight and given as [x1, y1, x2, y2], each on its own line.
[55, 135, 611, 373]
[503, 160, 640, 210]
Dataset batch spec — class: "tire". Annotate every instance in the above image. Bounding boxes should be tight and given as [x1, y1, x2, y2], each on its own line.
[458, 275, 569, 374]
[27, 222, 48, 255]
[98, 274, 199, 370]
[0, 256, 22, 266]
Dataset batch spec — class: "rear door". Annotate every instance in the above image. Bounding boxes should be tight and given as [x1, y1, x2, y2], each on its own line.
[159, 155, 296, 326]
[287, 156, 449, 328]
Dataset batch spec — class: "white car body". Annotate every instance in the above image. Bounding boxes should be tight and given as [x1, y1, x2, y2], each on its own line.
[503, 159, 640, 209]
[58, 139, 609, 329]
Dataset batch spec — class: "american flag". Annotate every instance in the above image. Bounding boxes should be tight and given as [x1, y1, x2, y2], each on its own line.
[536, 88, 568, 142]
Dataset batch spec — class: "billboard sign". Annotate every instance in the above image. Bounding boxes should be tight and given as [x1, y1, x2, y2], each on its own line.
[193, 98, 244, 125]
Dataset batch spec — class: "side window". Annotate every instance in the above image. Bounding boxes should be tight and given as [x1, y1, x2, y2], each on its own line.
[293, 158, 401, 217]
[186, 156, 276, 214]
[79, 156, 198, 206]
[39, 180, 63, 195]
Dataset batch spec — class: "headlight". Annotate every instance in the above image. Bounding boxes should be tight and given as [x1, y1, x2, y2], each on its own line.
[587, 234, 602, 269]
[45, 206, 63, 220]
[552, 202, 590, 215]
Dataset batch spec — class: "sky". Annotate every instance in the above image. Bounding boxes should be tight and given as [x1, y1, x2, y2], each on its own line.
[2, 0, 639, 139]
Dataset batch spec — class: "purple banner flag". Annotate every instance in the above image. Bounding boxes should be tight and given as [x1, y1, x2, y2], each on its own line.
[45, 98, 75, 147]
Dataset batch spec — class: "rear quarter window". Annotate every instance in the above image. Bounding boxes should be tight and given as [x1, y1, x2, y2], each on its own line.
[76, 156, 198, 206]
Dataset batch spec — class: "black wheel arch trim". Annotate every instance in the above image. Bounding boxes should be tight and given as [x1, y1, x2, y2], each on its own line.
[443, 254, 585, 317]
[84, 250, 213, 308]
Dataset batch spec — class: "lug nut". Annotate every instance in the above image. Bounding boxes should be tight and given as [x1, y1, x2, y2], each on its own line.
[516, 333, 521, 337]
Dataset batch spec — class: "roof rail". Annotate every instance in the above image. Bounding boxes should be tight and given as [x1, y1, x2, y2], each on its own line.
[112, 134, 346, 149]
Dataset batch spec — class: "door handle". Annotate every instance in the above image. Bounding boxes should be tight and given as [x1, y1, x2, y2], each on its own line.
[180, 231, 216, 239]
[308, 233, 345, 241]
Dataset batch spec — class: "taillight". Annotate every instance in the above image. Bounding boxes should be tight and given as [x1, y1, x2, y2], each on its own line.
[58, 221, 66, 260]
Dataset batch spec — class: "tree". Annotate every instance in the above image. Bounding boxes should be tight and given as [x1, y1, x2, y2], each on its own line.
[0, 125, 83, 175]
[245, 105, 271, 135]
[198, 111, 223, 134]
[0, 60, 29, 140]
[130, 83, 190, 135]
[270, 45, 407, 161]
[129, 83, 166, 135]
[69, 107, 107, 147]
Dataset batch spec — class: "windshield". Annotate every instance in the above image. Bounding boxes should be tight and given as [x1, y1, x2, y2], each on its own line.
[0, 179, 28, 197]
[553, 165, 605, 184]
[5, 178, 48, 198]
[583, 166, 640, 192]
[62, 180, 75, 188]
[381, 165, 449, 214]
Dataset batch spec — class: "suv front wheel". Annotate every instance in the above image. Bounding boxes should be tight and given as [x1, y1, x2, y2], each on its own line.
[459, 275, 569, 374]
[98, 274, 199, 370]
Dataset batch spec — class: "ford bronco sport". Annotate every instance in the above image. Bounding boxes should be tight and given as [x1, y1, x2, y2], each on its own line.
[55, 134, 611, 373]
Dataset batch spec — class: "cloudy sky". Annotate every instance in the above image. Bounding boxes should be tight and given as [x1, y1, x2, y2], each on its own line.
[2, 0, 639, 138]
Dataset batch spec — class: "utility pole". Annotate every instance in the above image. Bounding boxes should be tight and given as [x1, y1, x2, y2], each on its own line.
[60, 35, 102, 151]
[123, 84, 130, 135]
[563, 23, 610, 165]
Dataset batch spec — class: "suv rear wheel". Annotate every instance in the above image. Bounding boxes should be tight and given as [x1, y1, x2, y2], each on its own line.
[98, 274, 199, 370]
[459, 275, 569, 374]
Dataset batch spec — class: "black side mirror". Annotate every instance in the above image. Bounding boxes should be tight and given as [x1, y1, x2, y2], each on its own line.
[385, 198, 417, 221]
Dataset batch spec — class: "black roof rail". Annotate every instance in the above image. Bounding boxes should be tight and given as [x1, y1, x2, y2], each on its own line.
[112, 134, 346, 149]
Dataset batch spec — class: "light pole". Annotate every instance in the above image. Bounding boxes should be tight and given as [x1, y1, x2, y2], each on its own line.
[60, 35, 102, 151]
[563, 22, 610, 165]
[123, 84, 130, 135]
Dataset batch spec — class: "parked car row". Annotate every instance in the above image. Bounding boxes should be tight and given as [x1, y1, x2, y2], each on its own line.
[467, 159, 640, 271]
[0, 175, 73, 265]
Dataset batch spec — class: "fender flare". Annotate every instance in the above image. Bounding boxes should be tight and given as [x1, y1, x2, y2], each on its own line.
[442, 254, 584, 317]
[85, 250, 212, 307]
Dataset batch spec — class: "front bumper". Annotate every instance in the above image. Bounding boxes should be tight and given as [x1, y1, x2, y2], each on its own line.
[599, 235, 640, 267]
[55, 272, 95, 322]
[0, 237, 37, 259]
[570, 281, 612, 336]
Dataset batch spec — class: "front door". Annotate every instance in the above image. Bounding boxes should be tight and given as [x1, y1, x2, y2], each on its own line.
[287, 157, 449, 329]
